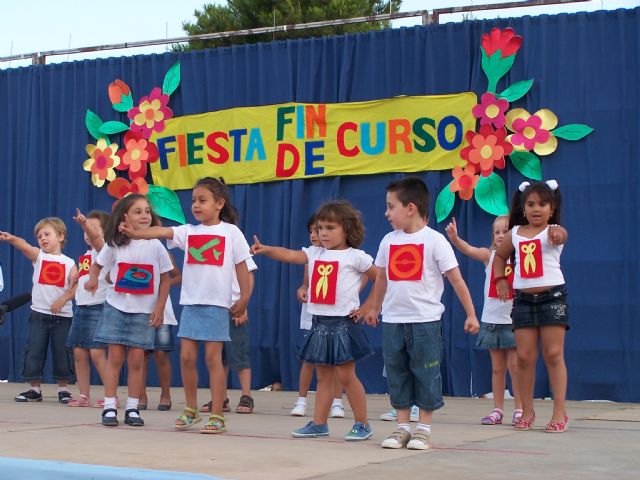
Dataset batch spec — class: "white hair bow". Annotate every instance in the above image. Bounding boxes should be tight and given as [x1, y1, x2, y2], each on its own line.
[518, 181, 530, 192]
[545, 179, 559, 191]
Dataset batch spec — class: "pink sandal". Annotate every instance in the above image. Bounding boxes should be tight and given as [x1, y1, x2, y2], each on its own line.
[512, 409, 523, 425]
[481, 408, 504, 425]
[67, 394, 90, 407]
[514, 411, 536, 431]
[545, 415, 569, 433]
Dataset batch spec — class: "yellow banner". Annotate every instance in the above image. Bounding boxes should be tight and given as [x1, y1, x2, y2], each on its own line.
[150, 93, 475, 190]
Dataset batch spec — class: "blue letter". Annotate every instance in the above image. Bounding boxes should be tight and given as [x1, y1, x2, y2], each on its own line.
[245, 128, 266, 161]
[304, 141, 325, 176]
[437, 116, 463, 151]
[156, 136, 176, 170]
[361, 122, 386, 156]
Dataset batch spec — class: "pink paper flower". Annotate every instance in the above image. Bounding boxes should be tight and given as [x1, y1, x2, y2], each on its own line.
[107, 177, 149, 200]
[117, 131, 159, 180]
[472, 92, 509, 129]
[450, 165, 480, 201]
[460, 125, 513, 177]
[481, 27, 523, 58]
[128, 87, 173, 138]
[83, 139, 121, 187]
[506, 108, 558, 156]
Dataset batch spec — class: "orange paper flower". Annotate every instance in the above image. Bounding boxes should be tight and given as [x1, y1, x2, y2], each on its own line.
[108, 79, 131, 105]
[460, 125, 512, 177]
[450, 165, 480, 200]
[107, 177, 149, 200]
[83, 139, 121, 187]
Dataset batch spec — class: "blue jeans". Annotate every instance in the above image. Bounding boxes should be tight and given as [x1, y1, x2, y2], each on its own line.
[382, 321, 444, 411]
[22, 310, 74, 382]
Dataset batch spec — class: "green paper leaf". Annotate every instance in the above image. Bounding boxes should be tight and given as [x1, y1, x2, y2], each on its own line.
[99, 121, 130, 135]
[85, 109, 108, 141]
[551, 124, 594, 141]
[497, 79, 534, 102]
[481, 49, 516, 93]
[147, 184, 186, 224]
[435, 181, 456, 223]
[509, 151, 542, 181]
[162, 62, 181, 96]
[113, 93, 134, 113]
[475, 173, 509, 217]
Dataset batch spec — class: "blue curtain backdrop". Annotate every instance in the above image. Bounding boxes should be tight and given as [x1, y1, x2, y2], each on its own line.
[0, 8, 638, 401]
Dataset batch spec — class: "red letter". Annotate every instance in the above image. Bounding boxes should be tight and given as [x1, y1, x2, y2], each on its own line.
[206, 132, 229, 164]
[337, 122, 360, 157]
[389, 119, 412, 154]
[276, 143, 300, 178]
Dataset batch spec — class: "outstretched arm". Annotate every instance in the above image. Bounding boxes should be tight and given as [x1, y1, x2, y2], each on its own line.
[548, 225, 568, 245]
[118, 215, 174, 240]
[0, 231, 39, 262]
[445, 266, 480, 334]
[73, 208, 105, 252]
[250, 235, 308, 264]
[445, 217, 491, 264]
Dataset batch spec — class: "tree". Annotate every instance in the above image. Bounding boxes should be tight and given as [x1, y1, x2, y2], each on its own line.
[177, 0, 403, 51]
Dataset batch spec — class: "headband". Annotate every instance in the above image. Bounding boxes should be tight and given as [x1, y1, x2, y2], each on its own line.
[518, 180, 559, 192]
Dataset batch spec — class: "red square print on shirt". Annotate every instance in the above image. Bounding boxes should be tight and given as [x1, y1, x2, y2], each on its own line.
[38, 260, 66, 287]
[489, 260, 515, 299]
[114, 263, 154, 295]
[388, 244, 424, 281]
[186, 235, 226, 266]
[310, 260, 338, 305]
[518, 239, 543, 278]
[78, 254, 91, 278]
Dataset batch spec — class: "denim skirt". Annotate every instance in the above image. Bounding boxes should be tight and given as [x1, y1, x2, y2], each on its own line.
[150, 324, 175, 352]
[178, 305, 231, 342]
[299, 315, 374, 366]
[475, 322, 516, 350]
[512, 285, 569, 330]
[93, 302, 155, 350]
[67, 304, 106, 349]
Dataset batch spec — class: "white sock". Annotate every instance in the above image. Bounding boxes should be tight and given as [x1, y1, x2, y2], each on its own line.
[103, 397, 117, 417]
[126, 397, 140, 417]
[30, 386, 41, 393]
[416, 423, 431, 434]
[332, 398, 343, 406]
[296, 396, 307, 404]
[397, 423, 411, 433]
[57, 386, 69, 393]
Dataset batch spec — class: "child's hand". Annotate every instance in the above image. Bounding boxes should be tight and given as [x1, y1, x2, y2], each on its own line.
[363, 307, 380, 327]
[149, 308, 163, 328]
[84, 277, 98, 294]
[250, 235, 267, 255]
[50, 298, 66, 315]
[296, 286, 308, 303]
[233, 311, 248, 326]
[464, 315, 480, 334]
[72, 208, 86, 226]
[230, 297, 248, 318]
[118, 214, 137, 238]
[445, 217, 458, 240]
[349, 305, 363, 322]
[495, 278, 511, 302]
[548, 225, 567, 245]
[0, 231, 16, 243]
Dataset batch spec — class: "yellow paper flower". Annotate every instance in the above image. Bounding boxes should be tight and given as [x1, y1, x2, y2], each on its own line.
[83, 138, 121, 187]
[506, 108, 558, 156]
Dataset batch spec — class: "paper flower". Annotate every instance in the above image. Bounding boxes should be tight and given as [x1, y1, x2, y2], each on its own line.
[472, 92, 509, 129]
[506, 108, 558, 156]
[83, 139, 121, 187]
[460, 125, 512, 177]
[108, 80, 131, 105]
[481, 27, 523, 58]
[116, 131, 159, 180]
[128, 87, 173, 138]
[107, 177, 149, 200]
[450, 165, 480, 201]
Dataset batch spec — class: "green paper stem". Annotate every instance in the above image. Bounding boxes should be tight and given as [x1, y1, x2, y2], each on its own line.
[474, 173, 509, 217]
[481, 49, 516, 94]
[497, 79, 534, 102]
[147, 184, 186, 224]
[435, 181, 456, 223]
[85, 109, 109, 142]
[99, 121, 130, 135]
[509, 151, 542, 181]
[113, 93, 134, 113]
[551, 124, 594, 141]
[162, 62, 181, 97]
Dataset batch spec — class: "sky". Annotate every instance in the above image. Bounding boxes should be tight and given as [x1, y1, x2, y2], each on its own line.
[1, 0, 638, 69]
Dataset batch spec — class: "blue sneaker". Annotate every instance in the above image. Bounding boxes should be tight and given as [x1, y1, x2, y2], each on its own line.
[292, 421, 329, 438]
[344, 422, 372, 441]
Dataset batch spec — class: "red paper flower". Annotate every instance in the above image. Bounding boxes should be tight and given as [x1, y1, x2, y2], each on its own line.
[108, 79, 131, 105]
[450, 165, 480, 201]
[472, 92, 509, 129]
[481, 28, 523, 58]
[83, 139, 121, 187]
[506, 108, 558, 155]
[128, 87, 173, 138]
[116, 131, 159, 180]
[107, 177, 149, 200]
[460, 125, 513, 177]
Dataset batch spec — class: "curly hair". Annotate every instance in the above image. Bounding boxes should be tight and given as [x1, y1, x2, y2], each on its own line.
[315, 200, 365, 248]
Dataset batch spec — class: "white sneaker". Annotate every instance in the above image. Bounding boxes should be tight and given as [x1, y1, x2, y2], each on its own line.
[290, 401, 307, 416]
[410, 405, 419, 422]
[379, 409, 397, 421]
[407, 430, 431, 450]
[330, 404, 345, 418]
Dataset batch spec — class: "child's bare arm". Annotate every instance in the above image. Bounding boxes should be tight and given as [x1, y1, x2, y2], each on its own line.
[297, 267, 310, 303]
[167, 252, 182, 287]
[84, 262, 103, 294]
[364, 267, 387, 326]
[493, 231, 514, 301]
[351, 265, 378, 321]
[445, 218, 491, 264]
[51, 266, 78, 314]
[73, 208, 105, 251]
[250, 235, 308, 264]
[548, 225, 568, 245]
[0, 232, 39, 262]
[119, 216, 174, 240]
[445, 267, 480, 334]
[150, 272, 170, 328]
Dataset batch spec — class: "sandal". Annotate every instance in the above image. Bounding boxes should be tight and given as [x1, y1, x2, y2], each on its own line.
[201, 414, 226, 434]
[236, 395, 254, 414]
[124, 408, 144, 426]
[481, 408, 504, 425]
[175, 407, 202, 430]
[200, 398, 230, 413]
[68, 394, 91, 407]
[512, 409, 523, 425]
[514, 411, 536, 431]
[545, 415, 569, 433]
[101, 408, 119, 427]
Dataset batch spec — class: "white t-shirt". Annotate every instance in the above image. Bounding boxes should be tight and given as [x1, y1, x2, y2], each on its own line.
[75, 249, 109, 306]
[299, 302, 313, 330]
[0, 263, 4, 291]
[97, 240, 173, 314]
[31, 250, 76, 317]
[481, 250, 513, 325]
[168, 222, 251, 307]
[163, 295, 178, 326]
[301, 246, 373, 317]
[512, 226, 564, 289]
[375, 226, 458, 323]
[231, 256, 258, 302]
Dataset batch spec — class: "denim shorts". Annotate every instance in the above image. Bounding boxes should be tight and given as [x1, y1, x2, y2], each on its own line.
[67, 304, 107, 349]
[178, 305, 231, 342]
[475, 322, 516, 350]
[382, 321, 444, 411]
[512, 285, 569, 330]
[93, 302, 155, 350]
[299, 315, 374, 366]
[22, 310, 74, 382]
[223, 318, 250, 370]
[149, 324, 175, 352]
